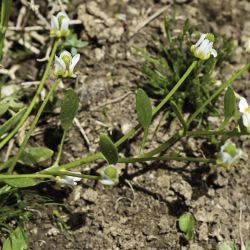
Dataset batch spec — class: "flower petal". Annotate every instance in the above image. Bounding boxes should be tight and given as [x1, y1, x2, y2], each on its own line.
[55, 55, 66, 71]
[219, 152, 232, 164]
[99, 178, 115, 186]
[195, 33, 207, 47]
[69, 54, 80, 72]
[61, 18, 69, 32]
[211, 48, 217, 57]
[51, 15, 59, 30]
[242, 113, 250, 129]
[239, 97, 249, 114]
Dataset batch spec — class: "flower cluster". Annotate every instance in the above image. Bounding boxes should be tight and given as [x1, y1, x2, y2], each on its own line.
[50, 12, 70, 38]
[217, 141, 242, 167]
[99, 165, 119, 186]
[191, 33, 217, 60]
[239, 97, 250, 131]
[54, 50, 80, 78]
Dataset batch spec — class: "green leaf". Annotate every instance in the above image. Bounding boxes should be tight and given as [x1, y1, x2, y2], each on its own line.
[178, 213, 194, 241]
[2, 226, 26, 250]
[99, 133, 118, 165]
[136, 88, 152, 149]
[224, 87, 236, 119]
[0, 101, 9, 116]
[246, 242, 250, 250]
[170, 100, 187, 131]
[3, 178, 40, 188]
[19, 147, 54, 166]
[0, 108, 26, 138]
[60, 89, 79, 131]
[218, 243, 234, 250]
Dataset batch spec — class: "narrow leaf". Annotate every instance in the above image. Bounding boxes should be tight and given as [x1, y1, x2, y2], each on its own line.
[170, 100, 187, 131]
[136, 89, 152, 150]
[99, 133, 118, 165]
[60, 89, 79, 131]
[136, 89, 152, 132]
[0, 108, 26, 137]
[224, 87, 236, 119]
[3, 178, 40, 188]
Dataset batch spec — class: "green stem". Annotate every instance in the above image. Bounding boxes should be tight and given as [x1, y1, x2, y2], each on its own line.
[115, 61, 197, 147]
[118, 155, 214, 164]
[0, 39, 59, 150]
[8, 79, 60, 173]
[52, 61, 198, 171]
[138, 63, 250, 159]
[187, 63, 250, 126]
[187, 130, 249, 137]
[0, 0, 12, 61]
[43, 170, 101, 180]
[0, 174, 53, 180]
[54, 129, 67, 166]
[40, 152, 103, 172]
[152, 61, 197, 116]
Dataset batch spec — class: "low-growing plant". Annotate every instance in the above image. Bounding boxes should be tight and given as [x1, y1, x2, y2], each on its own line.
[139, 18, 234, 118]
[0, 6, 250, 249]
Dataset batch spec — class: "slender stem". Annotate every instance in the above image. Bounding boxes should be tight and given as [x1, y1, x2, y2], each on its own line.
[8, 80, 60, 173]
[0, 174, 53, 179]
[0, 0, 12, 61]
[0, 39, 59, 150]
[187, 63, 250, 126]
[152, 61, 197, 116]
[43, 170, 101, 180]
[118, 155, 214, 164]
[51, 61, 198, 171]
[138, 132, 182, 158]
[115, 61, 197, 147]
[187, 130, 249, 137]
[54, 129, 67, 166]
[138, 63, 250, 159]
[40, 152, 103, 172]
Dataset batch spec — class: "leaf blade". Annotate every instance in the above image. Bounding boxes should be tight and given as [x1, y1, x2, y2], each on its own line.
[99, 134, 118, 165]
[60, 89, 79, 131]
[224, 87, 236, 119]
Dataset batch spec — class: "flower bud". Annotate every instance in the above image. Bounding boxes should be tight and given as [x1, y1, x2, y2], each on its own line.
[99, 165, 119, 186]
[217, 141, 242, 167]
[191, 33, 217, 60]
[54, 50, 80, 78]
[50, 12, 70, 38]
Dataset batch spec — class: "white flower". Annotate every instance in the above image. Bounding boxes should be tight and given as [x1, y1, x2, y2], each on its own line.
[217, 141, 242, 167]
[239, 97, 250, 114]
[242, 113, 250, 130]
[238, 97, 250, 131]
[191, 33, 217, 60]
[50, 12, 70, 38]
[99, 165, 119, 186]
[56, 172, 81, 186]
[54, 50, 80, 78]
[246, 39, 250, 54]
